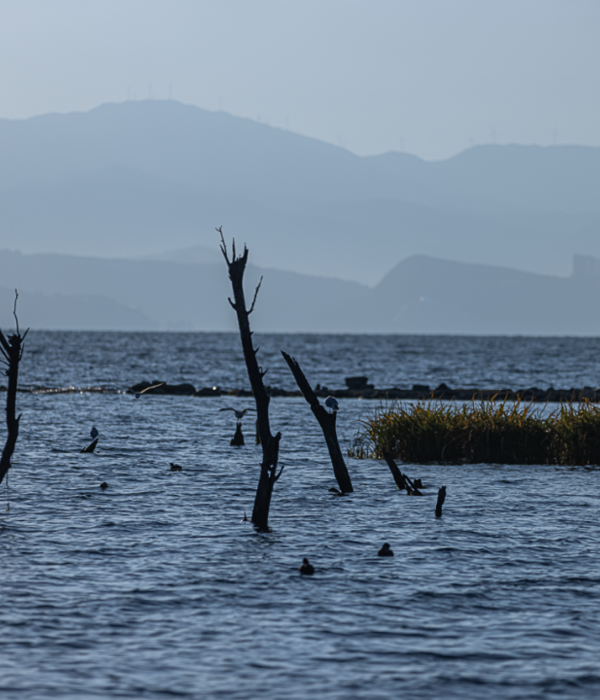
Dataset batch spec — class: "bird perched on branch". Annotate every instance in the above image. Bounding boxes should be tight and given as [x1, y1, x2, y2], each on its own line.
[109, 380, 166, 398]
[324, 396, 339, 413]
[219, 407, 256, 421]
[90, 426, 99, 440]
[378, 543, 394, 557]
[299, 558, 315, 575]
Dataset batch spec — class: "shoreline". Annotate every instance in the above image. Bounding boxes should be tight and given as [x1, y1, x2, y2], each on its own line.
[7, 381, 600, 403]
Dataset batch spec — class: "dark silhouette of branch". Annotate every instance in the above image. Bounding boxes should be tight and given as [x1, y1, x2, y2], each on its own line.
[436, 486, 446, 517]
[219, 227, 283, 530]
[382, 450, 422, 495]
[0, 291, 28, 485]
[281, 351, 353, 493]
[248, 277, 263, 315]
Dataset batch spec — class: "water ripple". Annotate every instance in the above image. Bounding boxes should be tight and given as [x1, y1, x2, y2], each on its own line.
[0, 335, 599, 698]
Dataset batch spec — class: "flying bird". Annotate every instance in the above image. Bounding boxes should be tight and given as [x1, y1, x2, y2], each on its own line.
[90, 426, 99, 440]
[299, 558, 315, 575]
[219, 407, 256, 420]
[110, 380, 166, 398]
[324, 396, 339, 413]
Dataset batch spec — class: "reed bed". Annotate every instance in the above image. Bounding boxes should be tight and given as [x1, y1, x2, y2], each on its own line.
[350, 399, 600, 465]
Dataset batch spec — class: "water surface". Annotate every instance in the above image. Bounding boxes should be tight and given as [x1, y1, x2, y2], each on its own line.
[1, 332, 599, 699]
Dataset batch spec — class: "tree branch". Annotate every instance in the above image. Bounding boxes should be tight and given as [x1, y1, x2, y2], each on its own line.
[248, 277, 263, 315]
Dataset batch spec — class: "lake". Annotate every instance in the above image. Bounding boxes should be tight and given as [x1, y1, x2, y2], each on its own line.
[1, 332, 599, 699]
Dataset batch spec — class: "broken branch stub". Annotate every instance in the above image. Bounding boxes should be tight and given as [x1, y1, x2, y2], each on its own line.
[436, 486, 446, 517]
[281, 351, 353, 493]
[381, 450, 423, 495]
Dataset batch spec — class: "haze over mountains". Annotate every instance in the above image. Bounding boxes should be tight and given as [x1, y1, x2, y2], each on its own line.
[2, 249, 600, 335]
[1, 100, 599, 333]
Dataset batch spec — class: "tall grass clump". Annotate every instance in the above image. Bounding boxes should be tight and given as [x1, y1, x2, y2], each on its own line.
[352, 399, 600, 466]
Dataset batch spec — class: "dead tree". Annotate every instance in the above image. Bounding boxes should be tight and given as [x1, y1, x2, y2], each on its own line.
[382, 450, 422, 495]
[281, 352, 353, 493]
[219, 229, 283, 530]
[0, 292, 28, 486]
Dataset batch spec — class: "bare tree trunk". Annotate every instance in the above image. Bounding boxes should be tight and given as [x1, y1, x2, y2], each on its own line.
[281, 351, 353, 493]
[0, 293, 28, 486]
[219, 229, 283, 530]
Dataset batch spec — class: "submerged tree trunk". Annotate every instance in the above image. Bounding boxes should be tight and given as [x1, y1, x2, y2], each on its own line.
[219, 229, 283, 530]
[230, 423, 245, 446]
[382, 450, 422, 495]
[435, 486, 446, 517]
[281, 351, 353, 493]
[382, 450, 408, 490]
[80, 438, 99, 454]
[0, 293, 28, 486]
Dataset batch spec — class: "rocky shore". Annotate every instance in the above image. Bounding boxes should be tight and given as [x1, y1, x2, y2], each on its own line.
[7, 376, 600, 403]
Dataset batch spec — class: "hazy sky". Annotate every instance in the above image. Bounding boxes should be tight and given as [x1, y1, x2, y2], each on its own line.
[0, 0, 598, 160]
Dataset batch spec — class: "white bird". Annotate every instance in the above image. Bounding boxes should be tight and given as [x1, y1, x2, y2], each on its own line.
[219, 407, 256, 420]
[325, 396, 339, 413]
[109, 379, 166, 398]
[90, 426, 99, 440]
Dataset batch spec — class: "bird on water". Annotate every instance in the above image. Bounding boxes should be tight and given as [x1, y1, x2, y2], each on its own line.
[299, 558, 315, 575]
[109, 380, 166, 398]
[378, 543, 394, 557]
[219, 407, 256, 421]
[324, 396, 339, 413]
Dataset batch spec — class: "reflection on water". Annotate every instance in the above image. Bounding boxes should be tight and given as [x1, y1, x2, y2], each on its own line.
[0, 332, 599, 699]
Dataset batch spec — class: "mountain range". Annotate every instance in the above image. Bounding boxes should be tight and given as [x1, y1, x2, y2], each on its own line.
[1, 100, 599, 333]
[2, 249, 600, 335]
[1, 100, 599, 287]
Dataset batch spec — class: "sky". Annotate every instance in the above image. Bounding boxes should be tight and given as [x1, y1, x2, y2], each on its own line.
[0, 0, 599, 160]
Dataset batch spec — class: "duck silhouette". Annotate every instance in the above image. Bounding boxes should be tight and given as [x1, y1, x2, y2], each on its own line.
[299, 558, 315, 575]
[377, 543, 394, 557]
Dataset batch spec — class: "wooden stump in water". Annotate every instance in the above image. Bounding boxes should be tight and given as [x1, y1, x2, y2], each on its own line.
[80, 438, 98, 454]
[436, 486, 446, 517]
[230, 422, 245, 446]
[382, 450, 422, 495]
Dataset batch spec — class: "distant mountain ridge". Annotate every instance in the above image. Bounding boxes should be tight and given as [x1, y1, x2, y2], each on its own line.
[0, 100, 599, 285]
[3, 248, 600, 335]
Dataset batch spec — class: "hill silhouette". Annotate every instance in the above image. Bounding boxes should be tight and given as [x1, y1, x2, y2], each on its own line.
[2, 249, 600, 335]
[1, 100, 599, 285]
